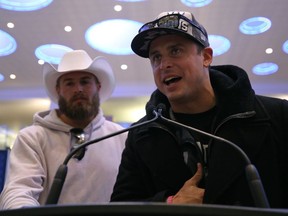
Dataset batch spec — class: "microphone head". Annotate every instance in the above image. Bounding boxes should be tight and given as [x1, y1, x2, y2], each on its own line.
[70, 128, 86, 160]
[145, 103, 157, 119]
[145, 102, 167, 119]
[157, 103, 167, 116]
[145, 89, 170, 118]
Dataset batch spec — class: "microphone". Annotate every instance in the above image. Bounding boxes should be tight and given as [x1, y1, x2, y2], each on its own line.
[70, 128, 86, 160]
[45, 106, 159, 205]
[155, 104, 270, 208]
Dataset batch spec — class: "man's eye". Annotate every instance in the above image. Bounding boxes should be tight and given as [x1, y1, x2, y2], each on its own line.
[65, 82, 74, 86]
[171, 47, 181, 55]
[152, 54, 161, 62]
[81, 80, 91, 85]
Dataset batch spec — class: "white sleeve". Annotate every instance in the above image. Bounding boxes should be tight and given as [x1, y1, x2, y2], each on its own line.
[0, 129, 46, 209]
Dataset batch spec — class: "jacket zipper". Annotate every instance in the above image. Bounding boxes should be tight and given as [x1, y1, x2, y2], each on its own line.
[213, 111, 256, 135]
[203, 111, 256, 181]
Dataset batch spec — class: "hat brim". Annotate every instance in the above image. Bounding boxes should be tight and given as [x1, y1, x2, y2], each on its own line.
[43, 56, 115, 104]
[131, 28, 206, 58]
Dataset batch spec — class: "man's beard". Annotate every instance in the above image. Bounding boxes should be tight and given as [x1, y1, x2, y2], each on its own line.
[58, 93, 100, 121]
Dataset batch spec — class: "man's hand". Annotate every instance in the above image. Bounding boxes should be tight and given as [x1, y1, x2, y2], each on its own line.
[172, 163, 205, 204]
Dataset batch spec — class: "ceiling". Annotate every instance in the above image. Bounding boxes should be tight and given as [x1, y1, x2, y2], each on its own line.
[0, 0, 288, 132]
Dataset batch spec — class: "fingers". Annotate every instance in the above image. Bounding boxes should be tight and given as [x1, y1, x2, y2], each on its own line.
[173, 163, 205, 204]
[188, 163, 203, 186]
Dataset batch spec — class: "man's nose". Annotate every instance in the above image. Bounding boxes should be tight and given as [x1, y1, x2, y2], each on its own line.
[159, 56, 172, 70]
[74, 83, 84, 92]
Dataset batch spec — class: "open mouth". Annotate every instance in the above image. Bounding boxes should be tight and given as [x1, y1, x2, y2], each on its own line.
[164, 76, 181, 85]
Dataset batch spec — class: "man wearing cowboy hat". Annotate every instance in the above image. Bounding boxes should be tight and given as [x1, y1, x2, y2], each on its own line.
[0, 50, 127, 209]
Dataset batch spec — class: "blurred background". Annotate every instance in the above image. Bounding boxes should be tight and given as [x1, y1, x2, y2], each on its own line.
[0, 0, 288, 150]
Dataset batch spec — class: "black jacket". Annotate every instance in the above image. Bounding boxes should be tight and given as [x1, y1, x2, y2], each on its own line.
[111, 65, 288, 208]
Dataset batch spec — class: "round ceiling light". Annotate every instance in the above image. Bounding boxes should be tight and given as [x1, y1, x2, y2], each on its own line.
[0, 30, 17, 57]
[116, 0, 145, 2]
[252, 62, 278, 75]
[208, 35, 231, 56]
[35, 44, 73, 65]
[181, 0, 213, 7]
[0, 0, 53, 11]
[282, 40, 288, 54]
[0, 73, 4, 82]
[239, 17, 271, 35]
[85, 19, 143, 55]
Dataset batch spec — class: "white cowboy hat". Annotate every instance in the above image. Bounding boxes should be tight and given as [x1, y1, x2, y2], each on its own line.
[43, 50, 115, 104]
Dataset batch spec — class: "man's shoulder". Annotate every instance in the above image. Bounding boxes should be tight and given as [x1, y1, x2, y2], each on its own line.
[256, 94, 288, 106]
[255, 95, 288, 119]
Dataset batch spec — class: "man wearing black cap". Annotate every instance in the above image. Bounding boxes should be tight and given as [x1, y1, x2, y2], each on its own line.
[111, 11, 288, 208]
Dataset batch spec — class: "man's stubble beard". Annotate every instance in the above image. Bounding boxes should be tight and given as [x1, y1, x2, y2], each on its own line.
[58, 93, 100, 121]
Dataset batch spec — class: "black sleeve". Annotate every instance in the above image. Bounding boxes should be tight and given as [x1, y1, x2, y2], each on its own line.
[110, 130, 169, 202]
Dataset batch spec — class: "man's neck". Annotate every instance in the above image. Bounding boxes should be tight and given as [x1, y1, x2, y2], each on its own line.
[171, 93, 216, 114]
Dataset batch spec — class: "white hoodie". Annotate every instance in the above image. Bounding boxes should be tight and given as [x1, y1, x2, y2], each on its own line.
[0, 109, 127, 209]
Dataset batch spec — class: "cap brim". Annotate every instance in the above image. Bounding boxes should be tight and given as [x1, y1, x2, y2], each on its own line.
[131, 28, 206, 58]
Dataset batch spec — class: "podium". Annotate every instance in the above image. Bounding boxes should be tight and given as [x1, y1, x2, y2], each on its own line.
[0, 203, 287, 216]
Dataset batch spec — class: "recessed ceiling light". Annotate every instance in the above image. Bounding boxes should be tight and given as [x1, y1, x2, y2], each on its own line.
[252, 62, 278, 75]
[239, 17, 271, 35]
[121, 64, 128, 70]
[85, 19, 143, 55]
[35, 44, 73, 65]
[64, 26, 72, 32]
[10, 74, 16, 79]
[265, 48, 273, 54]
[208, 35, 230, 56]
[114, 5, 122, 12]
[38, 59, 45, 65]
[282, 40, 288, 54]
[0, 30, 17, 57]
[7, 22, 14, 28]
[0, 0, 53, 11]
[181, 0, 213, 7]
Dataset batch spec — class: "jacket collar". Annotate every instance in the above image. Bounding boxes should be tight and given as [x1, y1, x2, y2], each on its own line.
[145, 65, 256, 120]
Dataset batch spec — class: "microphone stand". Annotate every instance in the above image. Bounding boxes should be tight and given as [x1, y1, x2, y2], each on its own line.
[156, 107, 270, 208]
[45, 111, 159, 205]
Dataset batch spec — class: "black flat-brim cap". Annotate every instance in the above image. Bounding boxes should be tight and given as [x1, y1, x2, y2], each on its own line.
[131, 11, 210, 58]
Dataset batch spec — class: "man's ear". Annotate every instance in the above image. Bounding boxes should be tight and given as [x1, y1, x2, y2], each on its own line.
[56, 85, 60, 95]
[97, 83, 101, 91]
[203, 47, 213, 67]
